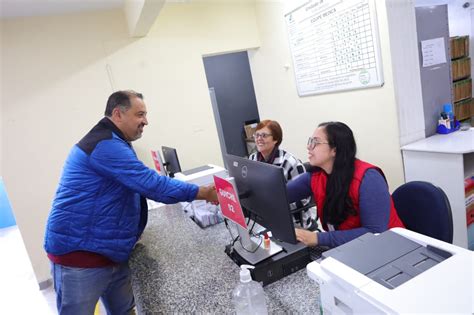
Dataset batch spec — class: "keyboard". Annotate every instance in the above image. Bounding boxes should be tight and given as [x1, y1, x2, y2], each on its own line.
[308, 246, 329, 260]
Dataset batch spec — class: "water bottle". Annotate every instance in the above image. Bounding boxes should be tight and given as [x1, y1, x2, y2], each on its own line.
[232, 264, 268, 315]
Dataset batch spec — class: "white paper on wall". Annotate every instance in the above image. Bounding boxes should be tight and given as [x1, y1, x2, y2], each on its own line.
[421, 37, 447, 67]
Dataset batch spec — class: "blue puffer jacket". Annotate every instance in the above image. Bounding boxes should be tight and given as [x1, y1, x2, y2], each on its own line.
[44, 118, 199, 262]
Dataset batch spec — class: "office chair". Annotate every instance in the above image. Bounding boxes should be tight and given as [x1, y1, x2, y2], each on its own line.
[392, 181, 453, 243]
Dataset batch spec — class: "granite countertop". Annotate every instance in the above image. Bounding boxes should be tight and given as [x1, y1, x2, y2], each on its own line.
[129, 204, 320, 313]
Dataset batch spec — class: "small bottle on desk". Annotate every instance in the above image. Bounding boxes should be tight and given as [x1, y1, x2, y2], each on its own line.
[263, 233, 270, 249]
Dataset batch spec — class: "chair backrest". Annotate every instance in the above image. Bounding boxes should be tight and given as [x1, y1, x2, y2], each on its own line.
[392, 181, 453, 243]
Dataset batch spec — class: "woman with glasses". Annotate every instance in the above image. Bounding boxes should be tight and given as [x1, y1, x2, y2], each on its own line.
[249, 119, 316, 229]
[288, 121, 404, 248]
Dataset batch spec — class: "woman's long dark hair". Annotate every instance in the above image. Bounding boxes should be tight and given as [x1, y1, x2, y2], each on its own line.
[319, 122, 357, 226]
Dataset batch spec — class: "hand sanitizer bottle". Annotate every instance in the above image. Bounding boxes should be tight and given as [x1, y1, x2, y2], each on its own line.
[232, 265, 268, 315]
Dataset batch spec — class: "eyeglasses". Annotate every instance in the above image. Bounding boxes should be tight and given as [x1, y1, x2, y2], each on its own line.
[307, 137, 329, 150]
[253, 132, 273, 139]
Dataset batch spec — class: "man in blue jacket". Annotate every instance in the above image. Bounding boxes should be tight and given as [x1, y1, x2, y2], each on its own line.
[44, 90, 218, 315]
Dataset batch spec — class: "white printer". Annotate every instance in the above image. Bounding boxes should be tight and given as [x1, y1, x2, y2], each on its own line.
[173, 164, 227, 227]
[147, 164, 227, 212]
[173, 164, 227, 186]
[307, 228, 474, 314]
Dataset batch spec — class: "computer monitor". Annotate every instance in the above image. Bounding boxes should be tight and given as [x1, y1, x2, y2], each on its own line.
[224, 154, 297, 244]
[161, 146, 182, 178]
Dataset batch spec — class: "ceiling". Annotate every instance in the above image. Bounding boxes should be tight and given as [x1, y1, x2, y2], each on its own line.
[0, 0, 126, 19]
[0, 0, 253, 19]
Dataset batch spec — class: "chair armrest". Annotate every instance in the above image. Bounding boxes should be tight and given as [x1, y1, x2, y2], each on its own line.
[290, 201, 315, 214]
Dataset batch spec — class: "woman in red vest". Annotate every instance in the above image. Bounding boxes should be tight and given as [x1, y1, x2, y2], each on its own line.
[288, 121, 404, 248]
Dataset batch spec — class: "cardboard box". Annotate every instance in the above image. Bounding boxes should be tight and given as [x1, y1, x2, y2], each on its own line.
[450, 36, 470, 60]
[453, 78, 472, 102]
[244, 123, 258, 139]
[452, 57, 471, 81]
[455, 98, 471, 121]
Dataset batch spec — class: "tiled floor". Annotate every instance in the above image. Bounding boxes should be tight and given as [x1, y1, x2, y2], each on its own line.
[0, 225, 57, 314]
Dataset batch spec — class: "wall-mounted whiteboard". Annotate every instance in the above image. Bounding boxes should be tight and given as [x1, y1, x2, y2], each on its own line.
[284, 0, 384, 96]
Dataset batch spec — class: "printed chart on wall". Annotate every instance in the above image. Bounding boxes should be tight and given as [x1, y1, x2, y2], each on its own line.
[285, 0, 384, 96]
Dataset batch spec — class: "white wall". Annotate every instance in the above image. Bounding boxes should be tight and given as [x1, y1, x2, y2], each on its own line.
[1, 10, 128, 285]
[249, 1, 405, 191]
[0, 3, 259, 284]
[385, 0, 425, 145]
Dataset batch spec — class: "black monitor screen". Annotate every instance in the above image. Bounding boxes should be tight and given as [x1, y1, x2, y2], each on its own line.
[224, 154, 297, 244]
[161, 146, 182, 177]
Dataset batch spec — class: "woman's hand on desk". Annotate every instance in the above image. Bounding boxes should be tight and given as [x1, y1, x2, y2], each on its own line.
[196, 184, 219, 204]
[295, 228, 318, 246]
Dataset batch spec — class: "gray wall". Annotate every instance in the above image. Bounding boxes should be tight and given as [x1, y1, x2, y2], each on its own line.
[203, 51, 260, 159]
[415, 5, 453, 136]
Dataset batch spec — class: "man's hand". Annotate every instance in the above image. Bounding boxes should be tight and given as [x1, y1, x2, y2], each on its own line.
[196, 185, 218, 204]
[295, 228, 318, 246]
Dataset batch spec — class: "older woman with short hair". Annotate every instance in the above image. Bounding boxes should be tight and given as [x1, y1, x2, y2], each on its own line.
[249, 119, 316, 229]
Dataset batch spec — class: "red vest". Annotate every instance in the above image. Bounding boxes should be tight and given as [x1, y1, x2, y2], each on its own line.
[310, 159, 404, 231]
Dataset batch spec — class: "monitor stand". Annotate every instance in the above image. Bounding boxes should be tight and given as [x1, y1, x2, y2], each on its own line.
[226, 223, 311, 286]
[233, 223, 282, 265]
[225, 238, 311, 287]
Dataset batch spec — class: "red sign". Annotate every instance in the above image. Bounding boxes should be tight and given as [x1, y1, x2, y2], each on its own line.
[151, 150, 162, 172]
[213, 175, 247, 229]
[467, 208, 474, 226]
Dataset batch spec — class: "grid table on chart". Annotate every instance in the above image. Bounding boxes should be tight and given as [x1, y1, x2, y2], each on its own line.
[332, 2, 376, 74]
[291, 2, 376, 82]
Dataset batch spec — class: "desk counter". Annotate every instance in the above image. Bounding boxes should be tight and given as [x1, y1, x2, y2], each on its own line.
[401, 129, 474, 154]
[129, 204, 319, 313]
